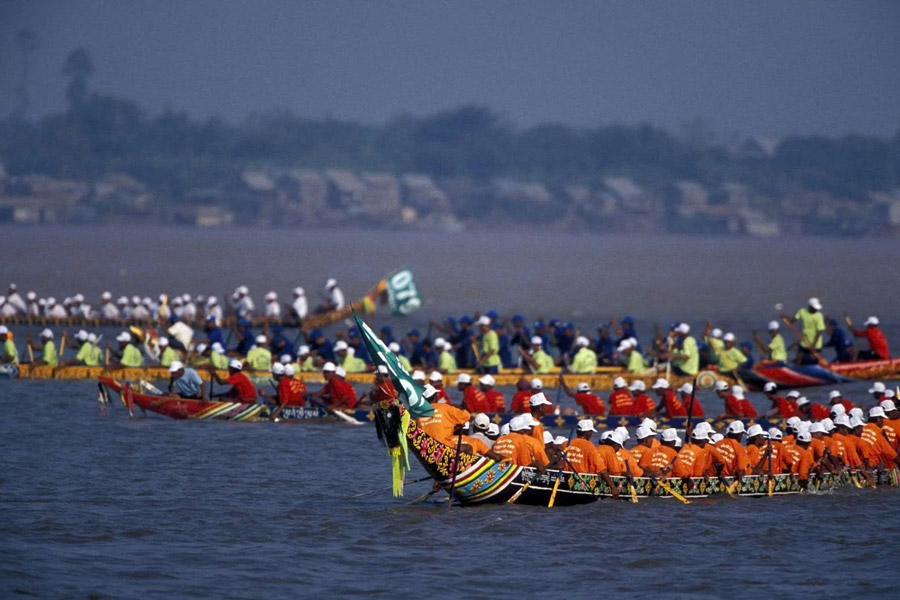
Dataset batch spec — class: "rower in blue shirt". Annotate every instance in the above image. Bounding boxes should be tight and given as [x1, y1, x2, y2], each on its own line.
[309, 329, 335, 362]
[824, 319, 854, 362]
[235, 319, 254, 356]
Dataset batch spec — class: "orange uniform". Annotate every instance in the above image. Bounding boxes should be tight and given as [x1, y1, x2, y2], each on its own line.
[782, 434, 796, 447]
[715, 438, 750, 477]
[417, 403, 471, 445]
[860, 423, 898, 467]
[702, 445, 727, 477]
[785, 444, 815, 480]
[531, 422, 546, 446]
[492, 433, 549, 466]
[597, 445, 622, 475]
[746, 444, 762, 469]
[614, 447, 644, 477]
[608, 390, 635, 416]
[810, 437, 827, 462]
[632, 394, 656, 415]
[574, 392, 606, 415]
[882, 419, 899, 449]
[484, 389, 506, 412]
[564, 437, 608, 474]
[460, 435, 490, 456]
[829, 433, 862, 468]
[642, 445, 678, 472]
[629, 443, 654, 466]
[672, 443, 708, 478]
[510, 390, 532, 413]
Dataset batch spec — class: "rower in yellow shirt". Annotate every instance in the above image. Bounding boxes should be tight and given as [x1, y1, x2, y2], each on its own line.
[753, 320, 788, 363]
[210, 342, 229, 370]
[668, 323, 699, 376]
[569, 336, 598, 374]
[25, 329, 59, 366]
[246, 335, 273, 371]
[69, 333, 103, 366]
[296, 345, 317, 372]
[716, 333, 747, 373]
[0, 325, 19, 365]
[112, 331, 144, 367]
[519, 336, 555, 373]
[476, 316, 501, 374]
[435, 338, 458, 373]
[157, 337, 179, 367]
[618, 339, 646, 374]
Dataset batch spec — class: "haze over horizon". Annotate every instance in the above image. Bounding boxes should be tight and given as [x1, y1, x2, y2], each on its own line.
[1, 1, 899, 138]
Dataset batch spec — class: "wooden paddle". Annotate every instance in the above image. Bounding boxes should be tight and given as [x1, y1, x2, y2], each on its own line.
[766, 439, 775, 497]
[507, 482, 530, 504]
[548, 423, 577, 508]
[307, 397, 363, 425]
[624, 460, 639, 503]
[58, 332, 66, 359]
[652, 476, 691, 504]
[447, 425, 466, 507]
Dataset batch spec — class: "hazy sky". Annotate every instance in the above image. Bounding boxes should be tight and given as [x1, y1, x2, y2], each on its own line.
[1, 1, 898, 137]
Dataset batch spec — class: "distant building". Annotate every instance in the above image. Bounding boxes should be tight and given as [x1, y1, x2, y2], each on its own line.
[400, 174, 449, 215]
[324, 169, 366, 215]
[736, 136, 782, 159]
[280, 169, 327, 222]
[361, 172, 401, 218]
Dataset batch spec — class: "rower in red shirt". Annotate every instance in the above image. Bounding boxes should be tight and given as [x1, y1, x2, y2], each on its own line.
[763, 383, 795, 418]
[795, 396, 828, 420]
[509, 378, 535, 414]
[208, 359, 258, 402]
[608, 376, 636, 416]
[715, 380, 742, 418]
[427, 371, 452, 403]
[848, 315, 890, 360]
[456, 373, 492, 413]
[559, 375, 606, 415]
[675, 382, 704, 417]
[651, 378, 686, 417]
[630, 380, 656, 416]
[312, 363, 358, 409]
[275, 364, 307, 406]
[478, 374, 506, 412]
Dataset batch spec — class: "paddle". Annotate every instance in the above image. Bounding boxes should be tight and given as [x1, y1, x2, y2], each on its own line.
[548, 423, 577, 508]
[307, 396, 363, 425]
[624, 459, 639, 504]
[507, 482, 530, 504]
[58, 332, 66, 360]
[684, 376, 699, 440]
[446, 424, 466, 507]
[347, 475, 432, 499]
[407, 487, 441, 504]
[650, 475, 691, 504]
[766, 438, 775, 497]
[777, 304, 828, 366]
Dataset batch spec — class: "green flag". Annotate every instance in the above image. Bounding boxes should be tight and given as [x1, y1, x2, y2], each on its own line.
[385, 268, 422, 317]
[354, 314, 434, 418]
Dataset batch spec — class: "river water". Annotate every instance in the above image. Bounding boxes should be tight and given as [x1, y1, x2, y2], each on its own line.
[1, 225, 898, 598]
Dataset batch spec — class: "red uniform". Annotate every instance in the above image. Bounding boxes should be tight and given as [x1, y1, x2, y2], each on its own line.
[324, 377, 357, 409]
[462, 387, 491, 413]
[852, 327, 890, 359]
[510, 390, 532, 413]
[680, 394, 705, 417]
[632, 393, 656, 415]
[435, 386, 452, 404]
[770, 396, 795, 418]
[226, 372, 258, 402]
[608, 389, 636, 416]
[277, 377, 307, 406]
[809, 403, 829, 420]
[484, 389, 506, 412]
[662, 390, 686, 417]
[574, 392, 606, 415]
[739, 399, 758, 418]
[723, 394, 742, 417]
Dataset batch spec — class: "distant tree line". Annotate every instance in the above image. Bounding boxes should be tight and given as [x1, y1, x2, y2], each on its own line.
[2, 47, 899, 204]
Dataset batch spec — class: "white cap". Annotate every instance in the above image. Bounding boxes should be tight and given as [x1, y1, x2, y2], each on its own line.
[880, 399, 897, 412]
[869, 406, 887, 419]
[723, 332, 736, 342]
[714, 380, 730, 392]
[833, 414, 851, 427]
[612, 376, 627, 389]
[422, 384, 437, 400]
[284, 365, 295, 377]
[615, 426, 630, 441]
[786, 390, 800, 398]
[808, 297, 823, 310]
[211, 342, 225, 354]
[195, 343, 208, 354]
[325, 278, 337, 289]
[473, 413, 490, 429]
[660, 429, 680, 443]
[732, 386, 745, 399]
[456, 373, 471, 385]
[117, 296, 128, 305]
[849, 407, 864, 420]
[767, 320, 780, 331]
[616, 341, 632, 353]
[868, 382, 886, 394]
[509, 415, 532, 432]
[809, 422, 825, 434]
[377, 365, 389, 375]
[41, 328, 54, 338]
[412, 370, 426, 382]
[88, 333, 98, 343]
[499, 424, 510, 436]
[797, 431, 812, 443]
[694, 422, 713, 435]
[280, 354, 292, 364]
[676, 323, 690, 334]
[255, 335, 266, 345]
[746, 424, 767, 438]
[530, 378, 543, 389]
[334, 340, 348, 351]
[576, 418, 597, 433]
[101, 291, 112, 300]
[886, 389, 896, 399]
[691, 429, 709, 441]
[863, 316, 879, 326]
[530, 336, 543, 345]
[206, 296, 218, 306]
[629, 380, 646, 392]
[651, 378, 669, 390]
[428, 371, 443, 382]
[610, 430, 626, 446]
[168, 360, 184, 373]
[640, 418, 658, 431]
[763, 382, 778, 392]
[710, 328, 723, 339]
[830, 404, 846, 417]
[116, 332, 130, 342]
[228, 359, 243, 370]
[476, 316, 491, 326]
[796, 396, 810, 407]
[74, 293, 84, 302]
[26, 291, 36, 300]
[554, 436, 568, 445]
[529, 392, 551, 407]
[434, 337, 447, 349]
[271, 362, 285, 375]
[158, 336, 169, 347]
[849, 416, 864, 429]
[828, 390, 842, 400]
[726, 421, 746, 434]
[0, 325, 7, 335]
[635, 425, 655, 440]
[298, 345, 310, 355]
[236, 285, 249, 295]
[345, 346, 356, 357]
[677, 383, 693, 394]
[322, 362, 336, 372]
[710, 433, 724, 444]
[75, 330, 89, 341]
[293, 287, 304, 296]
[478, 374, 495, 386]
[388, 342, 401, 353]
[576, 382, 590, 393]
[335, 366, 346, 378]
[543, 431, 555, 445]
[786, 416, 801, 428]
[575, 336, 590, 348]
[265, 291, 277, 301]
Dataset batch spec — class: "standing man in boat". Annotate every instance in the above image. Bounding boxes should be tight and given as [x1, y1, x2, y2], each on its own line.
[782, 297, 825, 365]
[0, 326, 18, 365]
[753, 321, 788, 363]
[290, 287, 308, 323]
[208, 359, 257, 402]
[25, 329, 59, 367]
[845, 315, 890, 361]
[666, 323, 700, 377]
[167, 360, 206, 400]
[476, 316, 501, 374]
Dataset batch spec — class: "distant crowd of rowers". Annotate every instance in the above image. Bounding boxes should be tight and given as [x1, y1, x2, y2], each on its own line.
[414, 380, 900, 495]
[0, 287, 892, 383]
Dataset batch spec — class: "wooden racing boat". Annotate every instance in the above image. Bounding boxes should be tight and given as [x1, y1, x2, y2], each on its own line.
[400, 414, 900, 506]
[738, 357, 900, 390]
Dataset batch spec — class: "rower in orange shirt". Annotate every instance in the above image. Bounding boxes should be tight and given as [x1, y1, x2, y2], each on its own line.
[629, 425, 657, 466]
[672, 429, 723, 479]
[808, 422, 830, 465]
[456, 374, 491, 413]
[859, 407, 899, 468]
[504, 413, 549, 469]
[829, 415, 863, 469]
[527, 392, 553, 444]
[880, 399, 900, 449]
[610, 430, 643, 477]
[417, 384, 472, 445]
[560, 375, 606, 415]
[744, 424, 768, 470]
[640, 428, 681, 476]
[787, 431, 816, 485]
[478, 375, 506, 412]
[630, 381, 656, 416]
[557, 419, 618, 493]
[608, 377, 636, 416]
[597, 431, 623, 475]
[763, 428, 788, 473]
[716, 421, 751, 479]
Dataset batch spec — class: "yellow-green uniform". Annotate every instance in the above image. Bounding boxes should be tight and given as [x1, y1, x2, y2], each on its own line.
[246, 346, 272, 371]
[398, 354, 412, 372]
[342, 354, 368, 373]
[438, 350, 457, 373]
[481, 330, 501, 369]
[159, 346, 179, 367]
[626, 349, 645, 374]
[190, 355, 210, 367]
[3, 338, 19, 364]
[211, 351, 229, 370]
[42, 340, 59, 367]
[705, 337, 724, 364]
[716, 347, 747, 372]
[570, 347, 598, 374]
[121, 343, 144, 367]
[768, 334, 787, 362]
[672, 336, 699, 376]
[298, 356, 317, 372]
[531, 349, 555, 373]
[75, 342, 103, 366]
[794, 308, 825, 350]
